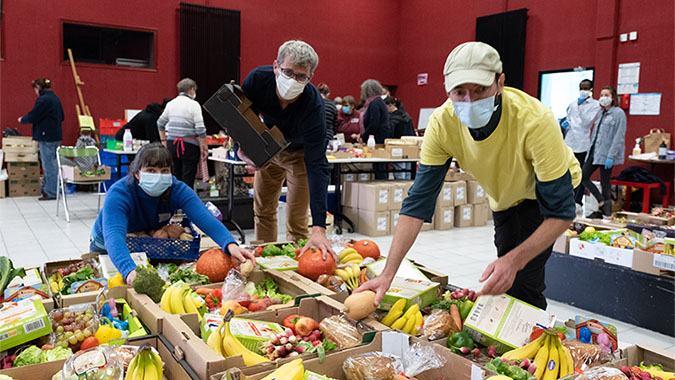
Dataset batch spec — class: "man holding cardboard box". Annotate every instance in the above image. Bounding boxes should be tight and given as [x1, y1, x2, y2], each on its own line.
[356, 42, 580, 309]
[239, 40, 333, 257]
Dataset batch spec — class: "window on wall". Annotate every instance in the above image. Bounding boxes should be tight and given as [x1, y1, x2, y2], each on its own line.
[63, 22, 155, 68]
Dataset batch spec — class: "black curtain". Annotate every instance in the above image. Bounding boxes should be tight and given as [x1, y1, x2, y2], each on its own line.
[180, 2, 240, 134]
[476, 8, 528, 90]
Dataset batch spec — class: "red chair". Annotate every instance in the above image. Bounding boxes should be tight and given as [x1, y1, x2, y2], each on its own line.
[611, 180, 671, 213]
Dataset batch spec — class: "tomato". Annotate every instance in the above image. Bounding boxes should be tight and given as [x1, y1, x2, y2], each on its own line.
[297, 248, 336, 281]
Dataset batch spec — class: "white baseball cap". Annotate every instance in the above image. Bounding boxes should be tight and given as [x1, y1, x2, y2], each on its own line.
[443, 41, 503, 93]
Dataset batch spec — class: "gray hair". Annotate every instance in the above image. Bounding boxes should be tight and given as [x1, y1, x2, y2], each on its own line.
[361, 79, 383, 100]
[177, 78, 197, 93]
[277, 40, 319, 75]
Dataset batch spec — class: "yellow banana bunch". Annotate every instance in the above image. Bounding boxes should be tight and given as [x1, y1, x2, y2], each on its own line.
[387, 303, 423, 335]
[555, 336, 574, 378]
[533, 335, 551, 379]
[334, 264, 361, 290]
[502, 329, 572, 380]
[125, 345, 163, 380]
[502, 332, 547, 360]
[260, 358, 304, 380]
[220, 320, 269, 365]
[338, 248, 363, 264]
[206, 325, 224, 356]
[381, 299, 406, 326]
[159, 283, 205, 321]
[541, 338, 559, 380]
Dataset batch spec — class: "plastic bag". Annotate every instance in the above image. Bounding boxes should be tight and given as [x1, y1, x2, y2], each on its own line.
[49, 304, 100, 350]
[576, 366, 628, 380]
[62, 346, 124, 380]
[400, 341, 447, 377]
[220, 269, 250, 305]
[343, 352, 403, 380]
[421, 309, 453, 340]
[563, 339, 608, 370]
[319, 315, 362, 349]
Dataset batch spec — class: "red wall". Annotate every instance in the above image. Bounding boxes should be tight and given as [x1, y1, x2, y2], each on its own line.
[0, 0, 399, 145]
[396, 0, 673, 187]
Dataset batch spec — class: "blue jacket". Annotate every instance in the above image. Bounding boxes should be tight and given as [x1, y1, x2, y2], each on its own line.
[20, 90, 64, 142]
[92, 176, 237, 278]
[362, 97, 391, 143]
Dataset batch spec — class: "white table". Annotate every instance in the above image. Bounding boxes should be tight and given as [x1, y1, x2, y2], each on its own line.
[208, 157, 249, 242]
[103, 149, 138, 180]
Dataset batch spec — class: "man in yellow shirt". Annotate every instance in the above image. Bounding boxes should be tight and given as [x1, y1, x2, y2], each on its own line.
[356, 42, 580, 309]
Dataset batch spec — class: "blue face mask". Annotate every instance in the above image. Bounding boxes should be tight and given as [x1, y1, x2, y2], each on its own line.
[452, 95, 498, 129]
[342, 106, 351, 114]
[138, 172, 172, 196]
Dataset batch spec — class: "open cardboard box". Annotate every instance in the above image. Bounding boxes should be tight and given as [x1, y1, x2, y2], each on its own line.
[42, 253, 104, 308]
[560, 345, 675, 380]
[3, 266, 55, 312]
[127, 335, 202, 380]
[105, 285, 164, 335]
[161, 296, 387, 380]
[215, 331, 493, 380]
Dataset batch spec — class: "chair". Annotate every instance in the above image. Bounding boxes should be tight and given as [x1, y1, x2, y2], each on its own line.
[56, 146, 108, 222]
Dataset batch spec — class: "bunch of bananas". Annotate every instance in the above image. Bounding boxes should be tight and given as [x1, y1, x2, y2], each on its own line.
[381, 300, 423, 335]
[125, 345, 163, 380]
[260, 358, 304, 380]
[502, 330, 574, 379]
[334, 264, 362, 290]
[206, 311, 270, 366]
[338, 248, 363, 264]
[159, 282, 205, 321]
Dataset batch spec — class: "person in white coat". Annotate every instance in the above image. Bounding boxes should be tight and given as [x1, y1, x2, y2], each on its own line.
[564, 79, 600, 209]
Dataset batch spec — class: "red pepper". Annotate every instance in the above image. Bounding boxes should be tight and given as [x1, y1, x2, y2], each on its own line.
[254, 246, 264, 257]
[529, 327, 545, 342]
[283, 314, 303, 334]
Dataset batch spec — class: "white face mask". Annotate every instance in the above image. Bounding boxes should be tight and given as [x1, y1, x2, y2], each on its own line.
[452, 95, 498, 129]
[599, 96, 612, 107]
[380, 95, 387, 99]
[276, 73, 306, 100]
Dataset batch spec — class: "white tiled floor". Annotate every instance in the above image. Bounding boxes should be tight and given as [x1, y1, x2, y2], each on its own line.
[1, 194, 673, 352]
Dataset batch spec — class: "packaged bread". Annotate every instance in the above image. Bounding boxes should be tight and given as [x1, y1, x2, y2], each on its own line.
[576, 367, 628, 380]
[319, 315, 362, 349]
[343, 352, 403, 380]
[422, 309, 454, 340]
[563, 339, 606, 369]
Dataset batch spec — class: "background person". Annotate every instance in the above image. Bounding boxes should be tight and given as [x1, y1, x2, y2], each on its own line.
[239, 40, 333, 257]
[361, 79, 391, 180]
[580, 86, 626, 217]
[317, 83, 338, 141]
[355, 42, 580, 309]
[116, 99, 170, 143]
[337, 95, 364, 143]
[157, 78, 208, 189]
[564, 79, 600, 210]
[90, 143, 254, 284]
[385, 95, 415, 179]
[18, 78, 64, 201]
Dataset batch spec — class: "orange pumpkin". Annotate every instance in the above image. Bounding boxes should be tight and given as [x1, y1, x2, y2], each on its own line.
[297, 248, 336, 282]
[352, 239, 380, 260]
[196, 248, 236, 282]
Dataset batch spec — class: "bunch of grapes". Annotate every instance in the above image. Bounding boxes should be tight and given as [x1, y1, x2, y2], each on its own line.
[61, 260, 99, 277]
[50, 307, 99, 349]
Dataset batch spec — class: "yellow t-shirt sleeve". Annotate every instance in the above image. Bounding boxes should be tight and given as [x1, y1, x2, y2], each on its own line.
[420, 113, 453, 166]
[526, 111, 574, 182]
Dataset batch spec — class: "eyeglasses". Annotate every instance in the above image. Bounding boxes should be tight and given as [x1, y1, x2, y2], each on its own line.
[279, 67, 311, 83]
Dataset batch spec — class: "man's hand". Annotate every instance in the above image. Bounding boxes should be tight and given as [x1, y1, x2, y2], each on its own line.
[299, 226, 336, 261]
[478, 254, 519, 296]
[353, 272, 393, 306]
[227, 243, 256, 264]
[200, 146, 209, 161]
[125, 270, 137, 285]
[17, 117, 22, 123]
[237, 149, 258, 170]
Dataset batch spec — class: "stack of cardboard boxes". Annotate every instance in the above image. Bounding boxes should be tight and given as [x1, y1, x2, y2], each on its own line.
[2, 137, 41, 197]
[342, 180, 412, 237]
[436, 173, 490, 230]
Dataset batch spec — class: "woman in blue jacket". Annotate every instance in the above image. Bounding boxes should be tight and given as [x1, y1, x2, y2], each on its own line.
[18, 78, 63, 200]
[90, 143, 255, 284]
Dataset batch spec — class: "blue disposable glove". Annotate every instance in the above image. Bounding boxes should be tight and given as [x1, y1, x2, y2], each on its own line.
[561, 120, 570, 129]
[604, 158, 613, 169]
[577, 96, 586, 105]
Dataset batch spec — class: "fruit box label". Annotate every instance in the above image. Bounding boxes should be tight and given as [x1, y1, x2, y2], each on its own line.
[463, 208, 472, 220]
[443, 188, 452, 201]
[444, 210, 453, 223]
[0, 296, 52, 351]
[377, 217, 387, 231]
[456, 187, 465, 200]
[380, 277, 439, 311]
[367, 258, 428, 282]
[230, 318, 284, 354]
[256, 256, 298, 271]
[7, 267, 42, 288]
[477, 185, 484, 197]
[378, 189, 388, 204]
[653, 254, 675, 271]
[394, 188, 403, 203]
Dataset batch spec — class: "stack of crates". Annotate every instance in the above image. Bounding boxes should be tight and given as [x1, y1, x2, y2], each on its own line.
[3, 137, 41, 197]
[99, 118, 127, 188]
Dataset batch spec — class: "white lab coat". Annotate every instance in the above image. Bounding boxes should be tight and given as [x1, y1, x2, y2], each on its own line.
[564, 97, 601, 153]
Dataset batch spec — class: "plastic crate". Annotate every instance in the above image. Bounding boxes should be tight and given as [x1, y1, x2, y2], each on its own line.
[100, 118, 125, 136]
[126, 218, 201, 260]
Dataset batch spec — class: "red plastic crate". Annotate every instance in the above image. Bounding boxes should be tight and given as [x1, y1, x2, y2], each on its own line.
[100, 118, 125, 136]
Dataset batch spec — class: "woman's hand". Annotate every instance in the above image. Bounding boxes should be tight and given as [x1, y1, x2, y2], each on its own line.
[227, 243, 256, 264]
[125, 270, 137, 285]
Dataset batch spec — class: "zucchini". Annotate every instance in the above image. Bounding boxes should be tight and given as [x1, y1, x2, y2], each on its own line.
[0, 256, 26, 295]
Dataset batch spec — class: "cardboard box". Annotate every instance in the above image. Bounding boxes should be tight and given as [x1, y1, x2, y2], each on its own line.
[343, 206, 359, 231]
[385, 141, 420, 159]
[448, 180, 467, 205]
[216, 332, 491, 380]
[569, 235, 634, 268]
[390, 209, 400, 230]
[436, 181, 454, 207]
[164, 296, 386, 380]
[60, 164, 111, 182]
[467, 180, 486, 204]
[356, 209, 390, 237]
[3, 152, 38, 162]
[553, 234, 571, 254]
[407, 260, 449, 286]
[463, 294, 554, 354]
[3, 267, 54, 312]
[434, 206, 454, 230]
[420, 220, 433, 231]
[0, 180, 5, 199]
[7, 161, 40, 179]
[632, 248, 675, 276]
[379, 276, 440, 311]
[342, 173, 357, 182]
[454, 204, 473, 228]
[474, 203, 489, 226]
[612, 345, 675, 372]
[2, 136, 37, 154]
[367, 258, 430, 282]
[43, 253, 109, 308]
[8, 178, 40, 197]
[568, 238, 598, 260]
[445, 168, 474, 182]
[358, 182, 390, 211]
[0, 296, 52, 351]
[342, 181, 360, 208]
[389, 182, 405, 209]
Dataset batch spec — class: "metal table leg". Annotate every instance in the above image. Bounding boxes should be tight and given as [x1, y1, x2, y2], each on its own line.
[116, 154, 122, 180]
[331, 162, 354, 234]
[223, 162, 245, 244]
